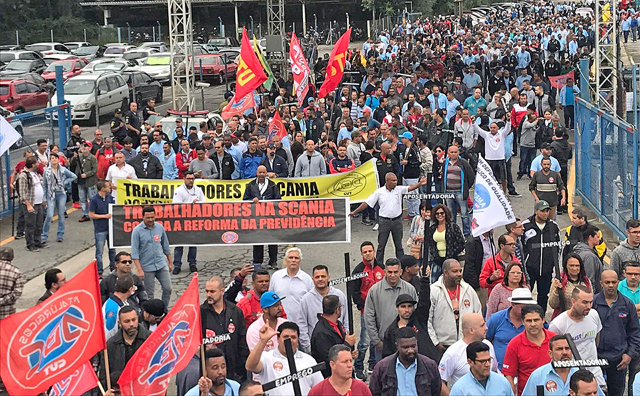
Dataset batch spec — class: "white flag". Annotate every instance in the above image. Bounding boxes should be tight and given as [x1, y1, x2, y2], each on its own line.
[471, 157, 516, 237]
[0, 115, 21, 157]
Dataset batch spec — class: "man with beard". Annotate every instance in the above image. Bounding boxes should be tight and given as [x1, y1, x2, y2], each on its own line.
[185, 349, 241, 396]
[246, 292, 287, 352]
[200, 276, 249, 383]
[128, 141, 163, 179]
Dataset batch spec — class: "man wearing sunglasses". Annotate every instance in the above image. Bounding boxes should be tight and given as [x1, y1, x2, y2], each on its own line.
[100, 251, 148, 311]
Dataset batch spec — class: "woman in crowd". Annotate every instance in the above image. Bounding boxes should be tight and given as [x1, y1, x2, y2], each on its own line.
[548, 253, 592, 320]
[423, 203, 465, 283]
[409, 201, 431, 260]
[486, 262, 527, 320]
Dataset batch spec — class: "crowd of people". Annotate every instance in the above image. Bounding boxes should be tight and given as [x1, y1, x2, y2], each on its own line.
[3, 1, 640, 395]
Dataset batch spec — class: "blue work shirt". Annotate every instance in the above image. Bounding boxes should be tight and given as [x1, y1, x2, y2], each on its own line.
[89, 193, 114, 233]
[395, 358, 418, 396]
[530, 154, 561, 174]
[184, 379, 240, 396]
[522, 363, 605, 396]
[131, 221, 171, 272]
[619, 279, 640, 306]
[593, 292, 640, 361]
[450, 371, 514, 396]
[486, 307, 525, 369]
[225, 145, 242, 179]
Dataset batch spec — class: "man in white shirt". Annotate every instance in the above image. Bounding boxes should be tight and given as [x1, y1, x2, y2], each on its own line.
[171, 171, 205, 274]
[439, 313, 499, 389]
[349, 172, 427, 264]
[473, 117, 512, 193]
[105, 151, 137, 202]
[549, 285, 605, 388]
[245, 321, 323, 396]
[269, 247, 314, 326]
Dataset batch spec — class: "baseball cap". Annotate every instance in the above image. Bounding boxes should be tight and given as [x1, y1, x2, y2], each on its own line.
[260, 291, 286, 309]
[202, 134, 212, 140]
[507, 288, 537, 304]
[143, 299, 167, 317]
[176, 117, 183, 123]
[541, 142, 551, 150]
[267, 142, 276, 148]
[400, 255, 419, 270]
[362, 108, 371, 114]
[400, 132, 413, 140]
[115, 108, 122, 114]
[308, 97, 315, 103]
[396, 293, 418, 307]
[534, 200, 551, 211]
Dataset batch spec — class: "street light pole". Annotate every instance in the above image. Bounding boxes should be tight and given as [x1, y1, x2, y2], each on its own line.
[218, 16, 224, 36]
[250, 16, 254, 36]
[313, 14, 317, 31]
[126, 22, 131, 43]
[346, 13, 349, 29]
[156, 21, 161, 41]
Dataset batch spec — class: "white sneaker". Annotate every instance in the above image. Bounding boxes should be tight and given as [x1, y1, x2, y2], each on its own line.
[372, 223, 379, 231]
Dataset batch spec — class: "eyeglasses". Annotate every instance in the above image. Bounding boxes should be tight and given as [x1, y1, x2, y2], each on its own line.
[435, 212, 445, 216]
[504, 242, 516, 246]
[509, 271, 523, 275]
[119, 260, 133, 264]
[474, 357, 493, 365]
[185, 177, 196, 180]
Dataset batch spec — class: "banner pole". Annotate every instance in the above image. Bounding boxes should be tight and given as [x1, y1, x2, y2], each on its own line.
[104, 348, 112, 390]
[344, 252, 354, 335]
[97, 381, 107, 396]
[200, 344, 207, 377]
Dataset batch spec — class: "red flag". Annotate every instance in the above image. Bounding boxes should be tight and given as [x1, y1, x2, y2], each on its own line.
[48, 362, 99, 396]
[117, 274, 201, 396]
[549, 70, 575, 89]
[267, 111, 287, 141]
[289, 32, 311, 107]
[234, 28, 267, 102]
[221, 92, 256, 119]
[318, 28, 352, 99]
[0, 263, 105, 396]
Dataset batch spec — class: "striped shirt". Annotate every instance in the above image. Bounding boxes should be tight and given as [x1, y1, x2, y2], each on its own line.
[446, 162, 462, 191]
[0, 260, 25, 319]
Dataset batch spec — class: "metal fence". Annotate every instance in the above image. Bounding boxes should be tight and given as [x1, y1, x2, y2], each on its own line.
[575, 97, 637, 240]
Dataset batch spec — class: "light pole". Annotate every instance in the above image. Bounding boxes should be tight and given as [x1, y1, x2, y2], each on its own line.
[313, 14, 317, 31]
[218, 16, 224, 37]
[156, 21, 161, 41]
[346, 13, 350, 29]
[126, 22, 131, 44]
[250, 16, 254, 37]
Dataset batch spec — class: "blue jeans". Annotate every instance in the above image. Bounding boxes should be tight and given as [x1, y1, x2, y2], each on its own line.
[403, 177, 419, 217]
[143, 266, 173, 308]
[94, 230, 116, 275]
[446, 191, 470, 236]
[173, 246, 197, 269]
[78, 184, 96, 216]
[518, 146, 537, 176]
[355, 314, 377, 371]
[42, 191, 67, 241]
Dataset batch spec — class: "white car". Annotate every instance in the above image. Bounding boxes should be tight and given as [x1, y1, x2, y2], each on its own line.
[25, 43, 71, 55]
[50, 71, 129, 124]
[122, 49, 157, 64]
[139, 42, 169, 52]
[139, 52, 184, 84]
[0, 105, 24, 149]
[43, 54, 77, 66]
[103, 45, 137, 58]
[64, 42, 92, 51]
[90, 59, 140, 73]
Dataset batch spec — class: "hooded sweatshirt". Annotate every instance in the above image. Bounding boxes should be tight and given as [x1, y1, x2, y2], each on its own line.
[572, 242, 603, 293]
[294, 149, 327, 177]
[611, 240, 640, 279]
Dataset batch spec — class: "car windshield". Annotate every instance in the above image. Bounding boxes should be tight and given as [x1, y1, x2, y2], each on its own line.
[145, 56, 170, 65]
[94, 62, 125, 71]
[5, 60, 31, 71]
[208, 38, 228, 46]
[195, 57, 219, 65]
[123, 52, 146, 60]
[104, 47, 125, 55]
[45, 60, 74, 72]
[0, 53, 14, 63]
[0, 85, 9, 96]
[65, 43, 80, 50]
[25, 44, 51, 52]
[74, 46, 98, 56]
[64, 79, 94, 95]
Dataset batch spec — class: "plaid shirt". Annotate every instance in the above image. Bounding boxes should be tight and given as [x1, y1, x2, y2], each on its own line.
[0, 260, 25, 319]
[16, 170, 38, 205]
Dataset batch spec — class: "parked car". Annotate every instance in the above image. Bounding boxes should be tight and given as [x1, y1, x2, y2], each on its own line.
[72, 45, 106, 61]
[139, 52, 184, 84]
[139, 42, 169, 52]
[43, 54, 78, 66]
[194, 54, 237, 84]
[0, 105, 24, 149]
[123, 49, 158, 64]
[0, 59, 47, 77]
[50, 71, 129, 124]
[41, 58, 88, 81]
[25, 43, 71, 55]
[0, 45, 20, 51]
[5, 72, 55, 93]
[103, 45, 137, 58]
[64, 42, 92, 51]
[207, 37, 240, 50]
[91, 59, 139, 73]
[0, 51, 43, 64]
[121, 70, 163, 104]
[0, 78, 50, 113]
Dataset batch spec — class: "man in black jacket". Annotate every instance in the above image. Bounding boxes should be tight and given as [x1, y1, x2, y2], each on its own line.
[210, 141, 235, 180]
[400, 131, 422, 220]
[463, 231, 494, 307]
[128, 141, 163, 179]
[260, 143, 288, 178]
[523, 200, 561, 310]
[310, 295, 356, 378]
[243, 165, 281, 269]
[100, 251, 148, 310]
[201, 276, 249, 383]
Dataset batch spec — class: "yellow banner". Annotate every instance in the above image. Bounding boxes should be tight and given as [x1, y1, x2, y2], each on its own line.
[116, 159, 379, 205]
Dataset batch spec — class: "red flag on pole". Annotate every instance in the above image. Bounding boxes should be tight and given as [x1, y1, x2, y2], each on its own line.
[0, 263, 105, 396]
[221, 92, 256, 119]
[117, 274, 201, 396]
[290, 32, 311, 107]
[234, 27, 268, 102]
[48, 362, 99, 396]
[318, 28, 352, 99]
[548, 70, 575, 89]
[267, 111, 287, 141]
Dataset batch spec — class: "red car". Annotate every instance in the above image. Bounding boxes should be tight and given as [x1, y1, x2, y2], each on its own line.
[0, 79, 50, 113]
[41, 58, 88, 82]
[194, 54, 237, 84]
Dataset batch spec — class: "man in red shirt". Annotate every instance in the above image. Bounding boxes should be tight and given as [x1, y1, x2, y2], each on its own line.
[232, 268, 286, 329]
[479, 234, 521, 296]
[309, 345, 372, 396]
[96, 137, 117, 180]
[502, 304, 556, 395]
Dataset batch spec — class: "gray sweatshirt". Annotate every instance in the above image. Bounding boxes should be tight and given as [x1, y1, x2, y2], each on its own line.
[188, 158, 218, 179]
[294, 150, 327, 177]
[364, 278, 418, 346]
[610, 240, 640, 279]
[521, 119, 538, 148]
[573, 242, 603, 293]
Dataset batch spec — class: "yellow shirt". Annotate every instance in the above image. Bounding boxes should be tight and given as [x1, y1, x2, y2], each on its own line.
[434, 229, 446, 257]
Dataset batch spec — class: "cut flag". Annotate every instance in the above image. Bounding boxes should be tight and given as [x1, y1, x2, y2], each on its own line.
[253, 36, 274, 91]
[117, 274, 202, 396]
[471, 157, 516, 237]
[234, 27, 267, 102]
[289, 32, 311, 107]
[0, 262, 105, 396]
[0, 115, 22, 156]
[49, 362, 99, 396]
[221, 92, 256, 120]
[318, 28, 352, 99]
[267, 111, 287, 142]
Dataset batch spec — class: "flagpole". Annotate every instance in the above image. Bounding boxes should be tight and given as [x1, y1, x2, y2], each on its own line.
[97, 381, 107, 395]
[104, 348, 112, 390]
[200, 344, 207, 377]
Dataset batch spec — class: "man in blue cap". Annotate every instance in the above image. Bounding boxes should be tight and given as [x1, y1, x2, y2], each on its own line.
[400, 131, 421, 220]
[246, 291, 287, 353]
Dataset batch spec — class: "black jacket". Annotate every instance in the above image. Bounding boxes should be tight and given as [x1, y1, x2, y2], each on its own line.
[369, 353, 442, 396]
[99, 325, 150, 389]
[128, 153, 163, 179]
[374, 152, 400, 187]
[464, 235, 494, 289]
[260, 154, 289, 178]
[381, 276, 442, 363]
[210, 151, 235, 180]
[310, 314, 351, 378]
[348, 259, 386, 311]
[100, 273, 148, 311]
[523, 214, 561, 276]
[422, 222, 465, 266]
[200, 301, 249, 382]
[402, 143, 422, 179]
[550, 136, 572, 165]
[242, 179, 281, 200]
